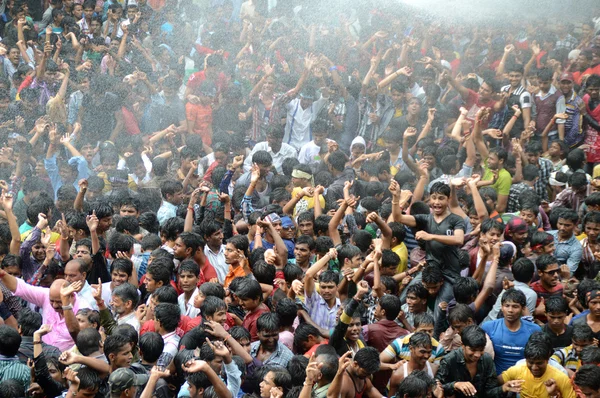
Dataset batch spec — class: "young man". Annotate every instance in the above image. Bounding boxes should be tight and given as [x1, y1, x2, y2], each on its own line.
[481, 289, 542, 373]
[499, 64, 532, 138]
[362, 294, 409, 353]
[154, 302, 181, 368]
[157, 180, 184, 226]
[224, 235, 253, 287]
[543, 295, 574, 351]
[243, 126, 298, 174]
[551, 324, 596, 377]
[105, 333, 134, 372]
[235, 277, 269, 342]
[574, 364, 600, 398]
[530, 254, 564, 320]
[0, 325, 30, 391]
[388, 332, 436, 398]
[401, 283, 431, 330]
[549, 209, 583, 276]
[501, 334, 576, 398]
[290, 235, 315, 273]
[177, 260, 201, 317]
[524, 141, 554, 202]
[439, 304, 495, 358]
[143, 261, 172, 304]
[250, 312, 293, 367]
[298, 119, 330, 167]
[328, 347, 382, 398]
[101, 258, 133, 305]
[303, 248, 341, 331]
[394, 182, 464, 337]
[533, 68, 566, 142]
[436, 325, 508, 398]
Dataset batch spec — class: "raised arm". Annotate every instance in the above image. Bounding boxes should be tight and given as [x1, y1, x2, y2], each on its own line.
[1, 190, 21, 254]
[304, 248, 337, 297]
[473, 243, 500, 312]
[60, 281, 82, 341]
[367, 213, 392, 249]
[86, 212, 100, 255]
[472, 108, 490, 160]
[442, 69, 470, 101]
[257, 218, 288, 267]
[182, 360, 232, 398]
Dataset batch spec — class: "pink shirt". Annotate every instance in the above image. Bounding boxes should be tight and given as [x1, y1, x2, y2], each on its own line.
[15, 279, 79, 351]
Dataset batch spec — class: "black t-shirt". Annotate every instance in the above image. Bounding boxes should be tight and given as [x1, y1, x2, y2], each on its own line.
[542, 324, 574, 351]
[413, 212, 465, 284]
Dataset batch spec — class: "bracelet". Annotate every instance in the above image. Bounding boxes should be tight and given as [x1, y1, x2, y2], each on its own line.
[304, 381, 315, 387]
[511, 115, 518, 119]
[61, 236, 70, 241]
[62, 304, 73, 311]
[391, 201, 399, 205]
[224, 333, 232, 340]
[33, 341, 42, 345]
[187, 206, 194, 211]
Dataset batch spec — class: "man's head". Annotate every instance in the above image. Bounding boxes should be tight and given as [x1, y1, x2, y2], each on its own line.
[64, 259, 88, 284]
[76, 367, 102, 398]
[104, 333, 133, 368]
[0, 325, 21, 357]
[160, 180, 184, 205]
[266, 126, 285, 154]
[173, 232, 203, 261]
[421, 265, 444, 298]
[574, 364, 600, 398]
[448, 303, 475, 335]
[109, 367, 148, 398]
[293, 323, 321, 354]
[545, 295, 568, 331]
[224, 235, 249, 266]
[177, 259, 200, 294]
[501, 288, 526, 323]
[144, 260, 172, 293]
[154, 303, 181, 334]
[429, 182, 451, 215]
[76, 328, 102, 356]
[461, 325, 487, 364]
[405, 283, 428, 314]
[110, 283, 138, 317]
[487, 147, 508, 171]
[536, 254, 560, 289]
[507, 64, 524, 88]
[252, 150, 273, 177]
[317, 270, 339, 303]
[587, 74, 600, 100]
[256, 312, 280, 352]
[572, 324, 595, 357]
[234, 277, 262, 312]
[414, 313, 435, 337]
[139, 332, 164, 365]
[524, 332, 552, 378]
[201, 296, 228, 325]
[374, 294, 401, 322]
[557, 209, 579, 240]
[530, 231, 555, 255]
[351, 347, 380, 380]
[17, 308, 42, 337]
[110, 258, 133, 289]
[408, 332, 432, 367]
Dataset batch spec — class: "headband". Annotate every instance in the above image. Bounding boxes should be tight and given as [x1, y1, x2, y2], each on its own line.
[586, 289, 600, 305]
[292, 169, 314, 186]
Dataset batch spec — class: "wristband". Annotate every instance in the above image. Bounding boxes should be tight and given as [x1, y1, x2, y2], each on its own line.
[62, 304, 73, 311]
[33, 341, 42, 345]
[0, 302, 11, 320]
[329, 66, 338, 72]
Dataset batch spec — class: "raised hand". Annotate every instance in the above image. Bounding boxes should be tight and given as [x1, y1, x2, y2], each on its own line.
[205, 337, 230, 358]
[35, 324, 52, 336]
[1, 191, 13, 211]
[218, 192, 231, 204]
[399, 190, 412, 206]
[59, 134, 71, 145]
[91, 278, 102, 302]
[61, 280, 83, 300]
[250, 163, 261, 183]
[182, 359, 208, 374]
[59, 351, 77, 365]
[86, 211, 99, 232]
[388, 179, 400, 196]
[36, 213, 48, 230]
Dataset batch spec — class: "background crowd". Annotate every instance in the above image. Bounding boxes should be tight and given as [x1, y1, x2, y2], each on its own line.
[1, 0, 600, 398]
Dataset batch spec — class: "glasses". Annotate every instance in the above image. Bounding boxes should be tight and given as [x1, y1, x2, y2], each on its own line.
[542, 269, 560, 275]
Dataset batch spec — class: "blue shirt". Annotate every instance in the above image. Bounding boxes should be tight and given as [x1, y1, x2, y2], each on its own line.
[481, 318, 541, 373]
[549, 231, 583, 274]
[157, 201, 178, 226]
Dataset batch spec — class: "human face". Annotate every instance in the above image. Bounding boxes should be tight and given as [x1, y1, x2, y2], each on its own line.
[557, 218, 575, 240]
[579, 386, 600, 398]
[429, 192, 448, 215]
[110, 294, 130, 315]
[451, 320, 471, 335]
[526, 358, 548, 378]
[47, 362, 63, 383]
[73, 4, 83, 19]
[501, 300, 523, 323]
[478, 82, 493, 101]
[487, 153, 501, 170]
[64, 262, 85, 284]
[559, 79, 573, 96]
[410, 345, 432, 367]
[313, 132, 327, 147]
[74, 245, 92, 265]
[294, 243, 311, 265]
[193, 291, 205, 309]
[77, 387, 99, 398]
[508, 72, 523, 88]
[589, 297, 600, 319]
[263, 76, 275, 92]
[351, 145, 365, 160]
[8, 48, 20, 65]
[319, 281, 338, 302]
[588, 86, 600, 101]
[32, 243, 46, 262]
[422, 281, 442, 298]
[586, 222, 600, 242]
[549, 142, 563, 158]
[120, 205, 138, 218]
[281, 224, 295, 240]
[238, 338, 251, 354]
[520, 210, 537, 227]
[526, 151, 540, 166]
[207, 229, 224, 248]
[111, 343, 133, 368]
[207, 308, 227, 325]
[345, 318, 361, 342]
[463, 346, 484, 364]
[406, 293, 426, 314]
[179, 271, 198, 293]
[483, 228, 503, 246]
[168, 190, 184, 206]
[224, 243, 242, 265]
[573, 338, 594, 356]
[240, 297, 260, 312]
[111, 269, 129, 287]
[258, 329, 279, 351]
[260, 371, 278, 398]
[298, 220, 314, 236]
[98, 216, 113, 233]
[266, 134, 283, 153]
[546, 312, 566, 331]
[76, 312, 94, 329]
[407, 99, 421, 115]
[3, 265, 21, 278]
[83, 6, 94, 19]
[173, 238, 191, 260]
[391, 89, 404, 107]
[415, 324, 434, 337]
[144, 273, 161, 293]
[539, 79, 552, 94]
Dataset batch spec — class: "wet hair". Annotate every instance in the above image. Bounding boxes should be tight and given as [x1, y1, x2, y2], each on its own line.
[512, 257, 535, 283]
[104, 334, 131, 362]
[544, 295, 568, 314]
[318, 270, 339, 285]
[199, 282, 226, 300]
[234, 277, 262, 301]
[201, 296, 227, 319]
[351, 230, 372, 253]
[229, 326, 251, 342]
[448, 303, 474, 325]
[76, 308, 100, 329]
[77, 366, 102, 393]
[524, 332, 552, 360]
[293, 323, 320, 354]
[160, 217, 185, 242]
[408, 332, 432, 349]
[256, 312, 280, 333]
[580, 346, 600, 365]
[501, 288, 526, 308]
[152, 285, 179, 304]
[139, 332, 164, 363]
[283, 263, 303, 286]
[414, 313, 434, 328]
[154, 303, 181, 332]
[453, 277, 479, 304]
[422, 265, 444, 284]
[18, 308, 42, 336]
[146, 261, 172, 287]
[396, 373, 429, 398]
[429, 182, 451, 197]
[337, 244, 362, 267]
[287, 355, 309, 386]
[253, 261, 276, 285]
[276, 298, 297, 328]
[252, 150, 273, 167]
[574, 364, 600, 390]
[573, 324, 595, 343]
[178, 259, 200, 277]
[406, 283, 429, 300]
[108, 232, 135, 258]
[354, 347, 380, 375]
[461, 325, 486, 349]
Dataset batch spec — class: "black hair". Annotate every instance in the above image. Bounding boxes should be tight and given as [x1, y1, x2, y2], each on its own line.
[453, 277, 479, 304]
[287, 355, 309, 386]
[512, 257, 535, 283]
[104, 334, 131, 362]
[536, 254, 558, 272]
[110, 257, 133, 277]
[146, 261, 172, 287]
[580, 346, 600, 365]
[178, 259, 200, 278]
[429, 182, 451, 197]
[293, 323, 320, 354]
[276, 298, 297, 328]
[353, 347, 380, 375]
[227, 234, 249, 258]
[283, 263, 303, 286]
[414, 313, 434, 328]
[545, 295, 568, 314]
[314, 216, 332, 236]
[235, 277, 262, 301]
[422, 265, 444, 284]
[108, 232, 135, 258]
[573, 324, 595, 343]
[448, 303, 474, 325]
[524, 332, 552, 360]
[115, 216, 140, 235]
[328, 151, 347, 172]
[256, 312, 280, 333]
[76, 308, 100, 330]
[379, 294, 401, 320]
[396, 373, 429, 398]
[160, 217, 185, 242]
[76, 328, 102, 356]
[381, 249, 400, 270]
[112, 282, 139, 308]
[18, 308, 42, 336]
[252, 150, 273, 167]
[337, 244, 362, 267]
[77, 366, 102, 392]
[351, 230, 372, 253]
[201, 296, 227, 318]
[199, 282, 226, 300]
[406, 283, 429, 300]
[408, 331, 432, 349]
[501, 288, 527, 308]
[154, 303, 181, 333]
[229, 326, 251, 342]
[318, 270, 339, 284]
[253, 260, 276, 285]
[461, 325, 486, 349]
[139, 332, 164, 363]
[152, 285, 179, 304]
[574, 364, 600, 390]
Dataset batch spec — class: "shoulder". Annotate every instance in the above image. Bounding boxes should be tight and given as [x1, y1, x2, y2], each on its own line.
[522, 319, 542, 332]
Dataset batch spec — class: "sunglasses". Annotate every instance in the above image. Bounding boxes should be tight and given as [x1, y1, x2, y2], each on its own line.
[542, 268, 560, 275]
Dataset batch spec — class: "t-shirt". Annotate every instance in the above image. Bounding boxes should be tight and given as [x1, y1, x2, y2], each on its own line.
[501, 363, 576, 398]
[481, 318, 542, 373]
[482, 164, 512, 196]
[413, 213, 465, 283]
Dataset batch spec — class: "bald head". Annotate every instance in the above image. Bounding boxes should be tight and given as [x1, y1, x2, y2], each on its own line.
[49, 279, 67, 313]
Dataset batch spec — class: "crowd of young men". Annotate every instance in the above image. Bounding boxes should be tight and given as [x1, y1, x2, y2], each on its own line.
[1, 0, 600, 397]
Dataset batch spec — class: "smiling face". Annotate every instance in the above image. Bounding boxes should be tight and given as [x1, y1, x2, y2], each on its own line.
[345, 318, 361, 342]
[111, 269, 129, 288]
[508, 71, 523, 88]
[410, 344, 432, 367]
[520, 209, 537, 227]
[110, 294, 130, 315]
[429, 192, 449, 215]
[463, 346, 484, 364]
[111, 343, 133, 368]
[32, 243, 46, 262]
[526, 358, 548, 378]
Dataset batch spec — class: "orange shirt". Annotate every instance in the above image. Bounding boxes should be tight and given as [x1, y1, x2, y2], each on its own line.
[224, 265, 248, 288]
[185, 103, 213, 146]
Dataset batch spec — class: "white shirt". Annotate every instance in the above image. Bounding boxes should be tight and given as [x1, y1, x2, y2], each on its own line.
[178, 289, 200, 318]
[243, 141, 298, 174]
[204, 245, 227, 284]
[298, 140, 328, 166]
[283, 96, 328, 150]
[117, 312, 140, 332]
[77, 281, 98, 310]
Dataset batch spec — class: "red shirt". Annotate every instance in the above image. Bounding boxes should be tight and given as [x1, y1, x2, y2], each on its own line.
[140, 315, 193, 337]
[243, 303, 270, 342]
[464, 89, 496, 129]
[186, 71, 228, 97]
[201, 260, 218, 282]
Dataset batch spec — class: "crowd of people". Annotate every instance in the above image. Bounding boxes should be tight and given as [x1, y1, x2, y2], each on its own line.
[1, 0, 600, 397]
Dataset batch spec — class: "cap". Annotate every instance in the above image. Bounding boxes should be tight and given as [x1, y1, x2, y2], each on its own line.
[127, 0, 138, 6]
[265, 213, 281, 225]
[559, 72, 574, 82]
[109, 368, 148, 393]
[281, 216, 294, 229]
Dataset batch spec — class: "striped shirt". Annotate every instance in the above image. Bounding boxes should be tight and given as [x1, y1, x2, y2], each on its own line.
[305, 290, 341, 331]
[382, 333, 446, 363]
[551, 345, 580, 373]
[0, 356, 31, 392]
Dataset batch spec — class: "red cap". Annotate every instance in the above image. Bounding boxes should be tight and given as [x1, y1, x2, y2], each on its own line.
[559, 72, 574, 82]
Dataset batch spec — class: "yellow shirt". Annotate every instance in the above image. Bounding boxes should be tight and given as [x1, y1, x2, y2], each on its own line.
[291, 187, 325, 217]
[501, 364, 575, 398]
[593, 163, 600, 179]
[392, 243, 408, 273]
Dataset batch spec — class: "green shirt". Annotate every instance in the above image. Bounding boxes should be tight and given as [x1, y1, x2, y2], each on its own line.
[483, 162, 512, 196]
